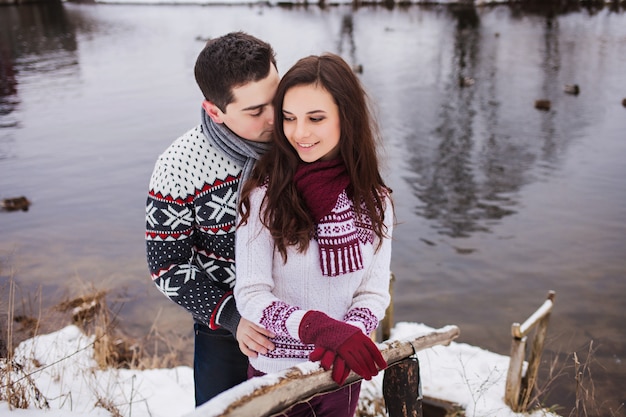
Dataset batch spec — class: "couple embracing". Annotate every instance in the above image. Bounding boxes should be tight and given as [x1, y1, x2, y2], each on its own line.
[146, 31, 394, 417]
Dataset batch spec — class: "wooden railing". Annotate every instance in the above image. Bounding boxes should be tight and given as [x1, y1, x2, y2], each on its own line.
[504, 290, 556, 412]
[183, 272, 555, 416]
[186, 325, 460, 417]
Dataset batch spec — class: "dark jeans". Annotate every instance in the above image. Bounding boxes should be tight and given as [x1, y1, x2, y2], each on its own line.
[248, 365, 361, 417]
[194, 323, 248, 407]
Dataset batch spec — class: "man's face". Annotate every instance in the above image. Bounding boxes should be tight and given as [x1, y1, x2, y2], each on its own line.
[206, 64, 280, 143]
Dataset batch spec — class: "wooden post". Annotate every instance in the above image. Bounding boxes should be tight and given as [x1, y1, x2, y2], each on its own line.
[519, 307, 552, 409]
[383, 357, 422, 417]
[380, 271, 395, 341]
[504, 291, 555, 412]
[504, 334, 527, 411]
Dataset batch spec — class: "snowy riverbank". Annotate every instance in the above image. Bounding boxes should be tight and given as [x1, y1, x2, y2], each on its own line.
[1, 323, 560, 417]
[90, 0, 543, 6]
[86, 0, 624, 5]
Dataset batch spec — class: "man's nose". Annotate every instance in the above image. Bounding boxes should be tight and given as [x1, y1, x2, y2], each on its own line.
[266, 106, 275, 125]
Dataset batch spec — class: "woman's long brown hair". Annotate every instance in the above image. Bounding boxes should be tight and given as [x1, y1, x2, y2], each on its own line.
[239, 53, 393, 261]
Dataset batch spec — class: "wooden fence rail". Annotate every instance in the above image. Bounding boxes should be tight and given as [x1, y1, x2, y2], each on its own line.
[504, 290, 556, 412]
[187, 325, 460, 417]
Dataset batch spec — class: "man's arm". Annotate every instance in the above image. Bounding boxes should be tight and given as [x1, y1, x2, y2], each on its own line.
[146, 188, 241, 333]
[146, 192, 275, 355]
[144, 132, 242, 334]
[146, 129, 276, 356]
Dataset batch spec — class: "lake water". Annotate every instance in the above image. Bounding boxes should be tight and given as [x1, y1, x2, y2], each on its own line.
[1, 2, 625, 415]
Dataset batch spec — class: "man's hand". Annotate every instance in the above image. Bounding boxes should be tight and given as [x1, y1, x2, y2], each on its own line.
[236, 318, 276, 358]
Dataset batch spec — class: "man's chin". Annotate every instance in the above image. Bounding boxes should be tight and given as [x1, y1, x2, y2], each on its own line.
[257, 132, 273, 143]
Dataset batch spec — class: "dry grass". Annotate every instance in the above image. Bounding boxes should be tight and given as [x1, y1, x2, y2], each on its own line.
[567, 342, 623, 417]
[0, 279, 49, 410]
[94, 396, 123, 417]
[0, 275, 190, 411]
[54, 288, 139, 370]
[54, 285, 190, 371]
[524, 340, 624, 417]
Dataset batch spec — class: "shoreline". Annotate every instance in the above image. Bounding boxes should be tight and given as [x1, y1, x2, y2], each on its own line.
[1, 317, 562, 417]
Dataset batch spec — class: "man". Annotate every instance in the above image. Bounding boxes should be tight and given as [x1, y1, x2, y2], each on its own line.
[145, 32, 278, 406]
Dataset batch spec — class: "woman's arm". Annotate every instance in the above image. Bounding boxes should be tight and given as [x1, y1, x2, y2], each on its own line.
[234, 186, 306, 339]
[344, 196, 394, 334]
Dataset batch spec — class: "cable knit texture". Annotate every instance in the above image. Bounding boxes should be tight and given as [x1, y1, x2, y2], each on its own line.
[234, 185, 393, 374]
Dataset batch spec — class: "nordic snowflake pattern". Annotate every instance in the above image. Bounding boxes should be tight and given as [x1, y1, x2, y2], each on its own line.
[145, 125, 243, 327]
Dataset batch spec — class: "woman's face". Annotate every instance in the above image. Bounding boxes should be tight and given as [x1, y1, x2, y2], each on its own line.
[282, 83, 341, 163]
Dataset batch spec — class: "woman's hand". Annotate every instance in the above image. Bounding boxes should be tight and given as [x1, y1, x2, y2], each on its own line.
[236, 318, 276, 358]
[310, 347, 351, 385]
[300, 311, 387, 384]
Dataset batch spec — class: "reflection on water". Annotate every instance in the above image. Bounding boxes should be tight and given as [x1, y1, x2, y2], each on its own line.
[1, 3, 625, 416]
[337, 13, 357, 68]
[0, 2, 78, 155]
[410, 6, 500, 238]
[406, 6, 568, 238]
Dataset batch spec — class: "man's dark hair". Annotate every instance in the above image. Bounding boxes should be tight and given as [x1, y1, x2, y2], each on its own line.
[194, 31, 277, 112]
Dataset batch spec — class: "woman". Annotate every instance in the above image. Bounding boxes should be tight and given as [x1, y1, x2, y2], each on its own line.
[235, 53, 394, 417]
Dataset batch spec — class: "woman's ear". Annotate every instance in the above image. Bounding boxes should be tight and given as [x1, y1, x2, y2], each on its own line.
[202, 100, 224, 123]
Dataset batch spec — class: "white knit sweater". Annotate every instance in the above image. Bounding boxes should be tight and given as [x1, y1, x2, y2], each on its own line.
[234, 186, 393, 374]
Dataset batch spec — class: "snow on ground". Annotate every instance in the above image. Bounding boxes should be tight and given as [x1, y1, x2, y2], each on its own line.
[93, 0, 513, 5]
[0, 323, 559, 417]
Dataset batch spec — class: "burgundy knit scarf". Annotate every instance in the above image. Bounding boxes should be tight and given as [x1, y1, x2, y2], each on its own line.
[293, 158, 369, 277]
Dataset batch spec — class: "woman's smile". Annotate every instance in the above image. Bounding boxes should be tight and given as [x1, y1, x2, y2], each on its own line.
[282, 84, 341, 163]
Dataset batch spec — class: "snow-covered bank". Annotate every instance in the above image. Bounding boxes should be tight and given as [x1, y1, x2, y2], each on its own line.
[1, 323, 560, 416]
[1, 325, 194, 417]
[89, 0, 623, 5]
[91, 0, 528, 6]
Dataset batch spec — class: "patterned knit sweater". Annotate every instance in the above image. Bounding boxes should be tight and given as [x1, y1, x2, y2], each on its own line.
[145, 125, 242, 334]
[234, 186, 393, 374]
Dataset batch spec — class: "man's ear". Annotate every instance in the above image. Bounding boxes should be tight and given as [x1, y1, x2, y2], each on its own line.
[202, 100, 224, 123]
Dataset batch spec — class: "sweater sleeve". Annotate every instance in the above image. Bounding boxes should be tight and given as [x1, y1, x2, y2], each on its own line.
[343, 196, 394, 334]
[145, 131, 241, 335]
[234, 187, 305, 339]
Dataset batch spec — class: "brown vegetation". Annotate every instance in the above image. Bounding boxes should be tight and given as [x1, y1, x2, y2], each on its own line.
[0, 276, 191, 410]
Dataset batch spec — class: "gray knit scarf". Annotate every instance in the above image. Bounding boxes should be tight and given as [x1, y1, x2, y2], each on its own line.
[201, 108, 271, 202]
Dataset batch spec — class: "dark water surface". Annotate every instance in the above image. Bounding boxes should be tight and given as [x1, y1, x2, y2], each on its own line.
[1, 3, 625, 415]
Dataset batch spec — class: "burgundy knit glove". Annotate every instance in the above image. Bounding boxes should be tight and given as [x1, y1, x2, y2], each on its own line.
[310, 347, 351, 385]
[300, 311, 386, 383]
